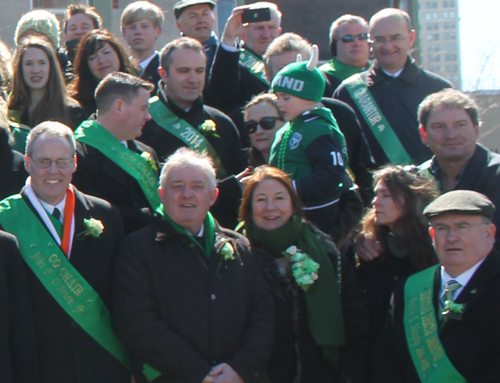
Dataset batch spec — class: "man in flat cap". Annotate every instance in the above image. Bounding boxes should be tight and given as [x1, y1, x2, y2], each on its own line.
[372, 190, 500, 382]
[173, 0, 218, 78]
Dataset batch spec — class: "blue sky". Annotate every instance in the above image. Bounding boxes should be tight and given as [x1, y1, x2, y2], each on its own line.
[459, 0, 500, 90]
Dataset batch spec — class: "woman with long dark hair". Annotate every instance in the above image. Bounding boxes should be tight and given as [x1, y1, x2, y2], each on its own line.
[356, 165, 439, 337]
[69, 29, 138, 117]
[239, 165, 370, 383]
[9, 35, 84, 152]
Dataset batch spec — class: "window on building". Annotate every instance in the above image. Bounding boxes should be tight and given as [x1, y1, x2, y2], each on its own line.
[429, 55, 434, 62]
[451, 33, 456, 40]
[443, 0, 448, 7]
[426, 13, 431, 20]
[444, 22, 449, 29]
[445, 54, 451, 61]
[452, 53, 457, 60]
[446, 65, 452, 72]
[449, 11, 455, 17]
[427, 24, 433, 31]
[443, 12, 448, 18]
[435, 44, 440, 51]
[433, 12, 438, 19]
[434, 33, 440, 40]
[449, 0, 455, 6]
[444, 33, 450, 40]
[433, 1, 438, 8]
[427, 34, 433, 41]
[426, 1, 432, 9]
[450, 22, 456, 29]
[434, 23, 439, 30]
[435, 55, 441, 62]
[428, 45, 433, 51]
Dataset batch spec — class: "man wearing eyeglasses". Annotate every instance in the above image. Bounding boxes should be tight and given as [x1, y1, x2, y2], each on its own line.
[372, 190, 500, 382]
[319, 14, 370, 97]
[0, 121, 131, 383]
[334, 8, 452, 167]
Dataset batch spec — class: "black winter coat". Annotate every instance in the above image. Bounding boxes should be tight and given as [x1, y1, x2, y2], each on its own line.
[253, 222, 371, 383]
[112, 217, 275, 383]
[334, 57, 452, 166]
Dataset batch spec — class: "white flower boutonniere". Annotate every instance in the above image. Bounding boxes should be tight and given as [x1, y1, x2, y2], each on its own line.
[78, 218, 104, 239]
[220, 242, 235, 262]
[199, 119, 220, 138]
[283, 246, 320, 291]
[141, 151, 158, 171]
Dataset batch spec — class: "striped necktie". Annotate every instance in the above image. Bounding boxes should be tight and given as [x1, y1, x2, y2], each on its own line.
[441, 279, 461, 306]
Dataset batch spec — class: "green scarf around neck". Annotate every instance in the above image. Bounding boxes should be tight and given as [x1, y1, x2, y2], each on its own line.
[157, 205, 216, 258]
[246, 215, 345, 365]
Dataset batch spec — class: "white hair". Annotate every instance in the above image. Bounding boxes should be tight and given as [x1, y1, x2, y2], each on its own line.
[159, 147, 216, 190]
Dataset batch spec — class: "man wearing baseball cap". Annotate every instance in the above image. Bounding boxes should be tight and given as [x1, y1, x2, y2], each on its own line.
[373, 190, 500, 382]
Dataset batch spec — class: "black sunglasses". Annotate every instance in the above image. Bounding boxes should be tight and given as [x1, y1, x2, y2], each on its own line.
[340, 33, 369, 43]
[244, 117, 282, 134]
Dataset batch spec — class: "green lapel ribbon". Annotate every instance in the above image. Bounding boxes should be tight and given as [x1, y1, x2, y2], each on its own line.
[239, 48, 269, 85]
[0, 195, 132, 371]
[74, 120, 161, 211]
[246, 215, 345, 365]
[343, 73, 412, 165]
[319, 57, 364, 82]
[403, 266, 466, 382]
[148, 96, 227, 178]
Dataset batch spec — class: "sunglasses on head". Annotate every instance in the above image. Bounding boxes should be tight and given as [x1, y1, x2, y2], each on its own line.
[340, 33, 369, 43]
[244, 117, 282, 134]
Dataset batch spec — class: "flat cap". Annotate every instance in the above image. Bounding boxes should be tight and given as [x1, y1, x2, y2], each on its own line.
[173, 0, 215, 19]
[424, 190, 495, 220]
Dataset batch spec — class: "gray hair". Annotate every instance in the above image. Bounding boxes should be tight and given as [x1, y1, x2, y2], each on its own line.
[159, 147, 216, 190]
[329, 14, 368, 43]
[26, 121, 76, 157]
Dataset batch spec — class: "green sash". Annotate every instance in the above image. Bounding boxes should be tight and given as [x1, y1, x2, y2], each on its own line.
[239, 48, 269, 85]
[343, 73, 412, 165]
[74, 120, 161, 211]
[0, 195, 131, 371]
[403, 266, 466, 383]
[148, 96, 227, 178]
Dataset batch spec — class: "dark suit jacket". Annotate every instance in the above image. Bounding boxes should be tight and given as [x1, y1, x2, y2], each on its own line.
[0, 188, 129, 383]
[141, 53, 161, 95]
[73, 139, 159, 234]
[0, 231, 39, 383]
[373, 249, 500, 382]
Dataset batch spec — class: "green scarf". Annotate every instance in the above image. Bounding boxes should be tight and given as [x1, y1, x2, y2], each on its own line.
[157, 205, 215, 259]
[246, 215, 345, 365]
[319, 57, 365, 82]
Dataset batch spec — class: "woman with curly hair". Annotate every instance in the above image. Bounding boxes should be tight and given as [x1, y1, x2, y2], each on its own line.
[355, 165, 439, 338]
[8, 35, 84, 152]
[239, 165, 371, 383]
[69, 29, 138, 117]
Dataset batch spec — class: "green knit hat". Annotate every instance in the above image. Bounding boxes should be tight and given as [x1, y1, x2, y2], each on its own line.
[271, 45, 325, 102]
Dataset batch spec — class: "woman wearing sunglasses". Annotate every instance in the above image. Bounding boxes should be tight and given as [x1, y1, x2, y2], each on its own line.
[243, 93, 285, 166]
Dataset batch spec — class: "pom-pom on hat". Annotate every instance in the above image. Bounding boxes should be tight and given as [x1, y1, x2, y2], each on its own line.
[271, 45, 325, 103]
[14, 10, 61, 48]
